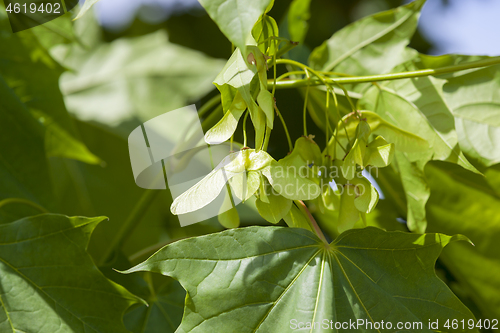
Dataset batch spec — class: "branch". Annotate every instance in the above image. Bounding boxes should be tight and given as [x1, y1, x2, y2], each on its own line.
[269, 57, 500, 89]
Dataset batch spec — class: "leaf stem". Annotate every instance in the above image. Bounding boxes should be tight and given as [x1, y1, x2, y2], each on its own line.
[0, 198, 49, 214]
[197, 94, 222, 118]
[303, 86, 310, 136]
[242, 111, 249, 147]
[270, 57, 500, 89]
[274, 105, 293, 151]
[128, 238, 185, 262]
[277, 71, 306, 81]
[271, 38, 278, 97]
[296, 200, 329, 245]
[274, 59, 352, 144]
[263, 126, 272, 151]
[325, 88, 330, 148]
[98, 189, 160, 266]
[333, 82, 356, 115]
[267, 41, 299, 63]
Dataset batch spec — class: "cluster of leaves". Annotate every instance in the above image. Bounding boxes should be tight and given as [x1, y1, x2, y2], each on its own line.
[1, 0, 500, 332]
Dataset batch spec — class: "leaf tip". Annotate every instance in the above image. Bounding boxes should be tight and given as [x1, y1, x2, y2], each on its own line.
[451, 233, 473, 246]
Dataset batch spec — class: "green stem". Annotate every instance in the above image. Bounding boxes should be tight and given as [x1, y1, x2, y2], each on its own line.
[270, 57, 500, 89]
[271, 38, 278, 97]
[0, 198, 49, 214]
[201, 104, 223, 132]
[303, 86, 310, 136]
[277, 71, 306, 81]
[332, 82, 356, 114]
[276, 59, 352, 150]
[242, 111, 249, 147]
[263, 126, 272, 151]
[98, 189, 159, 266]
[275, 106, 293, 151]
[319, 71, 355, 77]
[273, 59, 323, 82]
[197, 94, 222, 118]
[267, 41, 299, 65]
[329, 89, 346, 156]
[296, 200, 329, 246]
[325, 88, 330, 148]
[128, 238, 185, 262]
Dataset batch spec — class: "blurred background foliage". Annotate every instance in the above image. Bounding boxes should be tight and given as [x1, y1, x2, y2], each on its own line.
[1, 0, 500, 331]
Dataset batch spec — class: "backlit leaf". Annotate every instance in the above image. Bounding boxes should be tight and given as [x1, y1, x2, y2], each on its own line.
[329, 111, 428, 156]
[425, 54, 500, 167]
[338, 189, 360, 233]
[287, 0, 312, 45]
[283, 204, 314, 232]
[394, 152, 430, 233]
[218, 206, 240, 229]
[309, 0, 425, 74]
[205, 92, 247, 145]
[255, 192, 292, 224]
[341, 121, 371, 180]
[363, 136, 395, 168]
[198, 0, 274, 53]
[74, 0, 101, 20]
[262, 160, 321, 201]
[352, 176, 379, 214]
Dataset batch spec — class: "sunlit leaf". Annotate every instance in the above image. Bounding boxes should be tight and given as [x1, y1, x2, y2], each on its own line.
[262, 160, 321, 201]
[309, 0, 424, 74]
[359, 65, 477, 173]
[338, 189, 360, 233]
[255, 191, 292, 224]
[257, 88, 275, 129]
[205, 92, 247, 144]
[395, 152, 430, 233]
[171, 150, 273, 215]
[352, 176, 379, 214]
[218, 206, 240, 229]
[423, 54, 500, 167]
[363, 136, 395, 168]
[283, 204, 314, 232]
[287, 0, 312, 45]
[357, 59, 482, 232]
[330, 111, 428, 156]
[74, 0, 101, 20]
[124, 226, 476, 332]
[198, 0, 273, 53]
[252, 15, 279, 56]
[341, 121, 371, 180]
[214, 48, 267, 149]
